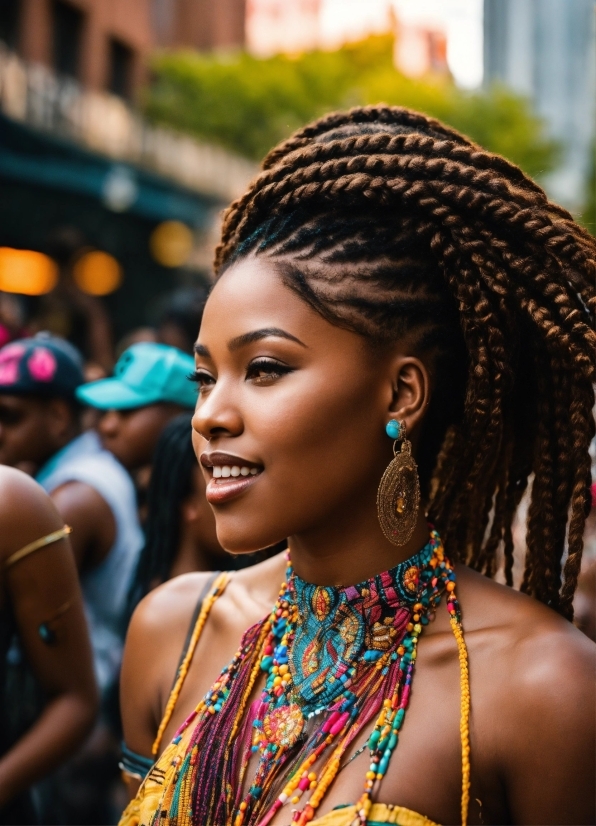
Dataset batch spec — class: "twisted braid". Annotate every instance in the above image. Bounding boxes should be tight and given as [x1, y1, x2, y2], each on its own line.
[214, 105, 596, 618]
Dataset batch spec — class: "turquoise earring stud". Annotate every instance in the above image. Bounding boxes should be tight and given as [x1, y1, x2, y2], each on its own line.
[385, 419, 403, 440]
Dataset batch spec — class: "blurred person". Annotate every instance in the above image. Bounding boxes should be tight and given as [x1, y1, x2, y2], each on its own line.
[156, 285, 209, 354]
[0, 293, 26, 348]
[0, 333, 143, 696]
[0, 467, 97, 824]
[76, 343, 198, 514]
[128, 415, 226, 614]
[114, 328, 158, 360]
[27, 227, 114, 372]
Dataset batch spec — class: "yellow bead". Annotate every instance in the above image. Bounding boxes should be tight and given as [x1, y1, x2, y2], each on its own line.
[273, 676, 282, 686]
[279, 664, 289, 675]
[308, 772, 317, 781]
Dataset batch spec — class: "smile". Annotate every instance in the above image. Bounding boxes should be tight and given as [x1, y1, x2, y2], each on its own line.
[201, 451, 264, 505]
[213, 465, 259, 478]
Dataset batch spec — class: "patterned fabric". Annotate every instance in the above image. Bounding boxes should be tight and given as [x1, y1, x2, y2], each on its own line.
[311, 804, 438, 826]
[290, 542, 433, 709]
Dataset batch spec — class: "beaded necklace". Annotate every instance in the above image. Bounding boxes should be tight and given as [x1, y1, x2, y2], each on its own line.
[151, 529, 465, 826]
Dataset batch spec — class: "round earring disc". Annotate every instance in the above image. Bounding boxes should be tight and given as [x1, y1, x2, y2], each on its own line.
[377, 453, 421, 546]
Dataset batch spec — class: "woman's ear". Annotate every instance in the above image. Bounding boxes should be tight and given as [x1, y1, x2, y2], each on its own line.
[387, 356, 431, 440]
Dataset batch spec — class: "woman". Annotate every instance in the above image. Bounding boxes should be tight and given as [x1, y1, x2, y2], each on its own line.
[120, 107, 595, 825]
[0, 466, 98, 822]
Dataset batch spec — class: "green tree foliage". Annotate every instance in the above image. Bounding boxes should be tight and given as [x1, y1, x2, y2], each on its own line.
[580, 142, 595, 235]
[145, 35, 559, 178]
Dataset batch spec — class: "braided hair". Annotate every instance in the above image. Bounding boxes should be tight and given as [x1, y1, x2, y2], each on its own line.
[214, 105, 596, 619]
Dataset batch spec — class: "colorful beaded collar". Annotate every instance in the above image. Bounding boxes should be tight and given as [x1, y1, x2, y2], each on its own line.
[148, 529, 467, 826]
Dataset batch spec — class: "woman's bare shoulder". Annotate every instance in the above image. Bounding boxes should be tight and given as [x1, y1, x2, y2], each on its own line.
[0, 466, 65, 560]
[456, 563, 595, 774]
[128, 572, 217, 645]
[128, 552, 287, 648]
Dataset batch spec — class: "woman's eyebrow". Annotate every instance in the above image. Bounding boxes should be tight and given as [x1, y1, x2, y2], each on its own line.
[227, 328, 307, 351]
[194, 343, 211, 358]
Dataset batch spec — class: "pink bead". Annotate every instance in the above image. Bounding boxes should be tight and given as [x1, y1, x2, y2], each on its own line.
[330, 712, 349, 736]
[322, 711, 340, 733]
[298, 777, 310, 791]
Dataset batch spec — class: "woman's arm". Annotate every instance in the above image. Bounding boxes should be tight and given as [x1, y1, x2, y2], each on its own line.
[0, 468, 99, 806]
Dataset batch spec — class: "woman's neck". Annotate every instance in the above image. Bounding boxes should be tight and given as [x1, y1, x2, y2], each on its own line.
[287, 507, 431, 587]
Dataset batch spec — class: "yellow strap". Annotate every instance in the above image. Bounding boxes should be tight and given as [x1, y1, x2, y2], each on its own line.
[450, 616, 471, 826]
[6, 525, 72, 569]
[152, 571, 231, 756]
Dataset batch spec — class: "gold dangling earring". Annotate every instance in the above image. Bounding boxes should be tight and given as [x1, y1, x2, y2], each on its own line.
[377, 420, 420, 547]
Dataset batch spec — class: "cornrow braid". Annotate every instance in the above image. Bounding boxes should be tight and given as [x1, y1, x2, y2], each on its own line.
[214, 105, 596, 619]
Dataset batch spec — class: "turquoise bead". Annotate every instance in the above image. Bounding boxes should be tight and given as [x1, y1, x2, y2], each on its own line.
[394, 708, 405, 729]
[385, 419, 402, 440]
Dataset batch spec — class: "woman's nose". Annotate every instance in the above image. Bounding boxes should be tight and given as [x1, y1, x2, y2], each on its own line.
[192, 387, 243, 442]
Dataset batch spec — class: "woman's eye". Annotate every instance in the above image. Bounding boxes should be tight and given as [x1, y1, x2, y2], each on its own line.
[246, 359, 292, 385]
[189, 370, 215, 393]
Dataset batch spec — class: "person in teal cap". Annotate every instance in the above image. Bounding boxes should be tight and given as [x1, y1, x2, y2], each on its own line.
[76, 343, 198, 512]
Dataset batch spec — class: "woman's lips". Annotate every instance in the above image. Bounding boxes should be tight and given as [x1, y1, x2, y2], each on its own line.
[206, 472, 261, 504]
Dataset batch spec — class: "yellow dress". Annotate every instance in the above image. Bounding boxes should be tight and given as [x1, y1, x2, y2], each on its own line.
[120, 572, 467, 826]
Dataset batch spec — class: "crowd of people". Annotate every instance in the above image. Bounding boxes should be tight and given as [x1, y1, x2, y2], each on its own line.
[0, 283, 245, 823]
[0, 105, 594, 826]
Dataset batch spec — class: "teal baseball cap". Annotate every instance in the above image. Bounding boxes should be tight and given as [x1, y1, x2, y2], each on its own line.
[76, 342, 197, 410]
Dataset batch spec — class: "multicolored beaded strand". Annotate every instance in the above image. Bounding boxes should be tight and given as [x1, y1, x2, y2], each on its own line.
[147, 529, 469, 826]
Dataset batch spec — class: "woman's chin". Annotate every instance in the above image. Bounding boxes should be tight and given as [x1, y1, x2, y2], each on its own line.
[217, 531, 284, 556]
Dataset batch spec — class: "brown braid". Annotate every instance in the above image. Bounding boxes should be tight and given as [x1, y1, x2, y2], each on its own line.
[214, 105, 596, 619]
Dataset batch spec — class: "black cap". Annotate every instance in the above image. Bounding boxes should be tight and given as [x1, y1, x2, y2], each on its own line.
[0, 333, 84, 400]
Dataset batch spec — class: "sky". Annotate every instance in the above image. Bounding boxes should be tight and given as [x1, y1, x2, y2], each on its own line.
[248, 0, 484, 89]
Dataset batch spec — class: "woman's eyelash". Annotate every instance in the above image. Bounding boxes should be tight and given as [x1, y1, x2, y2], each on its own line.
[246, 359, 293, 380]
[188, 370, 213, 387]
[188, 360, 293, 389]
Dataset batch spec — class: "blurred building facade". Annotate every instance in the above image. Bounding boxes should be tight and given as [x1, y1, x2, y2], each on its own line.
[484, 0, 596, 211]
[152, 0, 246, 51]
[393, 21, 448, 79]
[1, 0, 246, 101]
[0, 0, 254, 346]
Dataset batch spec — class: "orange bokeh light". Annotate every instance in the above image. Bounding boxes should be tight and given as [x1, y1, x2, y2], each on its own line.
[73, 250, 123, 296]
[149, 221, 193, 268]
[0, 247, 59, 295]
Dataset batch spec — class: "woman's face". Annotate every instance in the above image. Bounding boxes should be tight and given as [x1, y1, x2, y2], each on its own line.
[191, 256, 413, 553]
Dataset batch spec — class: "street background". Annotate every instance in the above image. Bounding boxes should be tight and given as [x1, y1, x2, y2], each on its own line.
[0, 0, 593, 371]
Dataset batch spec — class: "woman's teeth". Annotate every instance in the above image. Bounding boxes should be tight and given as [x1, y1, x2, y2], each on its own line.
[212, 466, 259, 478]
